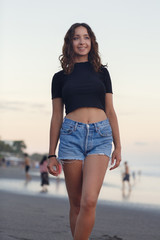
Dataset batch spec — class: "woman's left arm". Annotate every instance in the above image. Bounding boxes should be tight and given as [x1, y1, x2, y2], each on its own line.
[105, 93, 121, 170]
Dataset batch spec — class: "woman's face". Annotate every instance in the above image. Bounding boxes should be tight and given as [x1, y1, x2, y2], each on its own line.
[72, 26, 91, 62]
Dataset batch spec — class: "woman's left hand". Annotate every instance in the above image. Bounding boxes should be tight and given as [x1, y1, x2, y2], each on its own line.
[109, 148, 121, 170]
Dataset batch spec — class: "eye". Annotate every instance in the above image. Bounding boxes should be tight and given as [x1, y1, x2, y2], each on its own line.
[73, 37, 79, 40]
[84, 36, 90, 39]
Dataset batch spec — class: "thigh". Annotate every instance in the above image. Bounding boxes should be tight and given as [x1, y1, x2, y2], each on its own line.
[81, 155, 109, 202]
[63, 160, 83, 205]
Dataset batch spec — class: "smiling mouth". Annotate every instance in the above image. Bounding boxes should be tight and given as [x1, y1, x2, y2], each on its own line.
[78, 47, 86, 50]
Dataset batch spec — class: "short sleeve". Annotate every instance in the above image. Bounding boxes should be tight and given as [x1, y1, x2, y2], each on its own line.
[51, 72, 63, 99]
[101, 67, 113, 94]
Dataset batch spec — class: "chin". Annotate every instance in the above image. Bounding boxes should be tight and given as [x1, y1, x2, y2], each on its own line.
[77, 52, 89, 56]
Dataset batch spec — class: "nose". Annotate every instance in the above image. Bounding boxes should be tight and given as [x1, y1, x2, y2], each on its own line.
[79, 37, 85, 44]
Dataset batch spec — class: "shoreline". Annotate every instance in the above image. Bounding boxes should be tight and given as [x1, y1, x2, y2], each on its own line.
[0, 186, 160, 213]
[1, 190, 160, 240]
[0, 166, 160, 211]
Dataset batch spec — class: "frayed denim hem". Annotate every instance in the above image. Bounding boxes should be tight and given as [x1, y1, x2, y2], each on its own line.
[58, 158, 84, 166]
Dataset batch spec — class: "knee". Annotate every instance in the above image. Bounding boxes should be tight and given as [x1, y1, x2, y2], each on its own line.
[81, 197, 97, 212]
[70, 199, 81, 214]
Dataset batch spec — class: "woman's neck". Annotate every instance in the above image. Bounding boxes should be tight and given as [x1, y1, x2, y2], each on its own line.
[74, 56, 88, 63]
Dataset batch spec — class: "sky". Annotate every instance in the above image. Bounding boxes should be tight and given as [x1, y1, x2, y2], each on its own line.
[0, 0, 160, 164]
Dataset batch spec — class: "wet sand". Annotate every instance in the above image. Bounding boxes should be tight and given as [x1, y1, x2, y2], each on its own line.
[0, 167, 160, 240]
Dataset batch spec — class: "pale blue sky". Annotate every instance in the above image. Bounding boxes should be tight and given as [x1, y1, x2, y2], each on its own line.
[0, 0, 160, 163]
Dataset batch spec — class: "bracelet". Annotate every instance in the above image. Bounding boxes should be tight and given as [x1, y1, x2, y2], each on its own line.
[48, 154, 57, 159]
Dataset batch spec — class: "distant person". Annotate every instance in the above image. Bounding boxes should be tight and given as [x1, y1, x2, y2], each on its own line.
[39, 155, 49, 193]
[2, 157, 6, 165]
[132, 171, 136, 184]
[138, 170, 142, 181]
[24, 153, 31, 181]
[122, 161, 131, 196]
[47, 23, 121, 239]
[0, 157, 5, 166]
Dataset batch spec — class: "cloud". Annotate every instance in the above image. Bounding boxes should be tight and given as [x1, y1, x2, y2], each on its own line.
[30, 103, 46, 109]
[0, 101, 50, 114]
[0, 101, 26, 111]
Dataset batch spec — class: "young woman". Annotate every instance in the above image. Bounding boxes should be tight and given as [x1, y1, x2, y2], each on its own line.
[47, 23, 121, 240]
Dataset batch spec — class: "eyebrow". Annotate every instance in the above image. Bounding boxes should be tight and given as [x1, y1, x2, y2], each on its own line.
[73, 34, 89, 36]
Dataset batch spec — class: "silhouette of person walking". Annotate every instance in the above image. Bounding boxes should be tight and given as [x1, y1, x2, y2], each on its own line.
[122, 161, 131, 198]
[24, 153, 31, 182]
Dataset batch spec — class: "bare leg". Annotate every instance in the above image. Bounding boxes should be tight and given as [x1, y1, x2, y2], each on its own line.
[128, 181, 131, 192]
[122, 181, 125, 197]
[26, 172, 31, 181]
[63, 160, 83, 236]
[74, 155, 109, 240]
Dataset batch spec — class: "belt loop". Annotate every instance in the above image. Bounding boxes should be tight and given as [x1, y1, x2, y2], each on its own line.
[94, 123, 97, 131]
[74, 122, 78, 130]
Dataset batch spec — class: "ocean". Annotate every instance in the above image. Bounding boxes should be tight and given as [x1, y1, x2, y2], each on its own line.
[0, 160, 160, 210]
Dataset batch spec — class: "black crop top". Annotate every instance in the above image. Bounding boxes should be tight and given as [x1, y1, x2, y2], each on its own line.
[51, 62, 113, 114]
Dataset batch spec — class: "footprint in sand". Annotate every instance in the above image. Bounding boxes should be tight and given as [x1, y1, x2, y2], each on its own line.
[91, 235, 123, 240]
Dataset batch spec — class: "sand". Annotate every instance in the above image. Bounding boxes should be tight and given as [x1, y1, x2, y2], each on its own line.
[0, 167, 160, 240]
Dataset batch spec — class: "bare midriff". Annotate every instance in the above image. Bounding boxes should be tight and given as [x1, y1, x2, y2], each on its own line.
[66, 107, 107, 124]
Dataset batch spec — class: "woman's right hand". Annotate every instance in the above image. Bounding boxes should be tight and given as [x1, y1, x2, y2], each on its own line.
[47, 157, 59, 176]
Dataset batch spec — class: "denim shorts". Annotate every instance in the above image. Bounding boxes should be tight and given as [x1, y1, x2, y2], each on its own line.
[58, 118, 113, 163]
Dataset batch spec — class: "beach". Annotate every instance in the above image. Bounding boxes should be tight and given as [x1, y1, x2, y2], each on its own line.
[0, 167, 160, 240]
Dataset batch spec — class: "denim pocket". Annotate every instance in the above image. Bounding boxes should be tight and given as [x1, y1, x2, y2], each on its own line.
[60, 124, 75, 135]
[97, 124, 112, 137]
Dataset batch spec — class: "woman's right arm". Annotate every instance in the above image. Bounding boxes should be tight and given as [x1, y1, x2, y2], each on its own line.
[47, 98, 64, 176]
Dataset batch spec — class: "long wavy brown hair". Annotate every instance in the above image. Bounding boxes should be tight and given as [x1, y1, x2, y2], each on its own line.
[59, 23, 103, 74]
